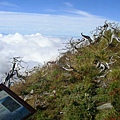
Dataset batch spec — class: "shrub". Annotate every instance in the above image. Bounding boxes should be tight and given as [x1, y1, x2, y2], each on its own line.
[109, 81, 120, 112]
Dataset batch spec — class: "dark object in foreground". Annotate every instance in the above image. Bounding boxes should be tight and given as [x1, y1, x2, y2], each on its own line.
[0, 84, 36, 120]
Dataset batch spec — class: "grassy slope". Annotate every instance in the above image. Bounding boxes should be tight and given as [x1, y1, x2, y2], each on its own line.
[11, 30, 120, 120]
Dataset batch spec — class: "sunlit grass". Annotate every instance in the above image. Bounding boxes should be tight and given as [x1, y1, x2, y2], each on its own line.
[11, 27, 120, 120]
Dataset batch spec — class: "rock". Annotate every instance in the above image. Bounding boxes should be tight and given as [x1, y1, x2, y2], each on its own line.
[24, 95, 29, 101]
[52, 90, 56, 95]
[30, 89, 34, 94]
[24, 95, 33, 101]
[59, 112, 64, 114]
[35, 101, 49, 110]
[44, 91, 50, 95]
[97, 103, 113, 110]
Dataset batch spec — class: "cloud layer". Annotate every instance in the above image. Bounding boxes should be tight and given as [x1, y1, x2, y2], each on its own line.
[0, 9, 115, 82]
[0, 11, 107, 36]
[0, 1, 18, 7]
[0, 33, 67, 81]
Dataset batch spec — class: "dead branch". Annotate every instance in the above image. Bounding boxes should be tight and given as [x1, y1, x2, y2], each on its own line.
[91, 21, 120, 45]
[81, 33, 93, 44]
[3, 57, 25, 88]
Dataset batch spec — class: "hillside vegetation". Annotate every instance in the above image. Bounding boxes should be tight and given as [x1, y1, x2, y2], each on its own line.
[11, 21, 120, 120]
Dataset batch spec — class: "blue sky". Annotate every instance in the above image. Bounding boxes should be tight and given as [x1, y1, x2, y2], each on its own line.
[0, 0, 120, 36]
[0, 0, 119, 20]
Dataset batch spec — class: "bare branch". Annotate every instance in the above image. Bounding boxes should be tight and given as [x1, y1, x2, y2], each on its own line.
[3, 57, 25, 88]
[81, 33, 93, 44]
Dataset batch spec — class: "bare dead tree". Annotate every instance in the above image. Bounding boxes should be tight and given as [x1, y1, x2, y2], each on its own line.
[3, 57, 25, 88]
[58, 21, 120, 75]
[58, 37, 87, 55]
[90, 21, 110, 44]
[47, 61, 57, 66]
[63, 38, 81, 53]
[81, 33, 93, 44]
[59, 56, 73, 71]
[109, 28, 120, 44]
[91, 20, 109, 36]
[91, 20, 120, 45]
[58, 55, 80, 73]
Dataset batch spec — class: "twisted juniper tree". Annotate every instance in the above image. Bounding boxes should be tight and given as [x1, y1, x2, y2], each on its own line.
[3, 57, 25, 88]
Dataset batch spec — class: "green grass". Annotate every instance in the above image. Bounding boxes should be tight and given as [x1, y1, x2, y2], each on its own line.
[11, 22, 120, 120]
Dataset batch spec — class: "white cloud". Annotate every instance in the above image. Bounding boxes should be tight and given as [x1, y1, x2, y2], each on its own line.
[64, 2, 73, 7]
[0, 33, 67, 81]
[0, 1, 18, 7]
[0, 10, 117, 82]
[65, 9, 93, 17]
[0, 11, 107, 36]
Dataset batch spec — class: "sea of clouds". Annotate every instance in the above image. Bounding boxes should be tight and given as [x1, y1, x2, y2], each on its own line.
[0, 33, 69, 82]
[0, 10, 114, 83]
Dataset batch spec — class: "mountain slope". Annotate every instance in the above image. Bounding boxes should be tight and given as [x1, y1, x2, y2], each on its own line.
[11, 21, 120, 120]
